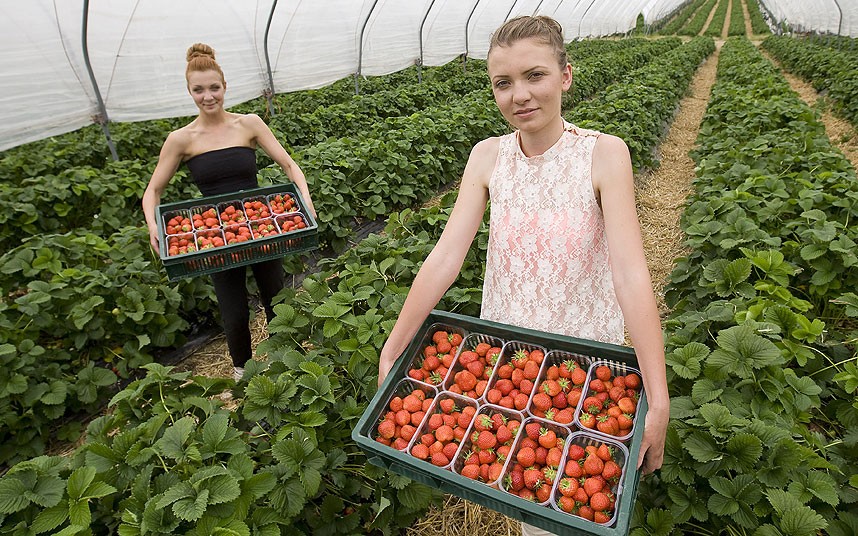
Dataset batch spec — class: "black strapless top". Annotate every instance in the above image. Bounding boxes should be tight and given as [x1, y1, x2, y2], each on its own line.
[185, 146, 258, 196]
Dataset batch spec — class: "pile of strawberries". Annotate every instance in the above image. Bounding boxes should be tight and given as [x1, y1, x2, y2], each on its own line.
[244, 199, 271, 220]
[457, 410, 520, 484]
[193, 207, 220, 230]
[407, 330, 462, 386]
[529, 358, 588, 425]
[166, 234, 196, 256]
[224, 224, 252, 244]
[219, 204, 247, 224]
[276, 213, 307, 233]
[555, 441, 623, 524]
[502, 420, 566, 503]
[375, 386, 433, 451]
[577, 365, 641, 438]
[164, 214, 192, 234]
[269, 193, 297, 214]
[484, 347, 544, 411]
[447, 341, 501, 399]
[249, 219, 279, 238]
[196, 229, 225, 250]
[410, 396, 476, 467]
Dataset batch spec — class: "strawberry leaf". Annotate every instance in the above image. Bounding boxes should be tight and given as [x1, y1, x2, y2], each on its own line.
[708, 325, 782, 379]
[666, 342, 708, 379]
[778, 506, 828, 535]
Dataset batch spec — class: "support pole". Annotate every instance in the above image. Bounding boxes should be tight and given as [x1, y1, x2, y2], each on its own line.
[831, 0, 843, 35]
[81, 0, 118, 161]
[464, 0, 482, 72]
[418, 0, 438, 84]
[505, 0, 520, 22]
[578, 0, 598, 39]
[263, 0, 279, 117]
[355, 0, 380, 95]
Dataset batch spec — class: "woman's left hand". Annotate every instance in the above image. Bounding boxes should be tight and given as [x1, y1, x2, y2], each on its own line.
[637, 404, 669, 474]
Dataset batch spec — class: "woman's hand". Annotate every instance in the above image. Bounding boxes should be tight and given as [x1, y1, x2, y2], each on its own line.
[148, 225, 161, 252]
[377, 342, 401, 388]
[637, 403, 669, 474]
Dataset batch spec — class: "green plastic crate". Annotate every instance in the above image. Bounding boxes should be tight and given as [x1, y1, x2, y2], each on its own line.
[155, 183, 318, 281]
[353, 310, 647, 535]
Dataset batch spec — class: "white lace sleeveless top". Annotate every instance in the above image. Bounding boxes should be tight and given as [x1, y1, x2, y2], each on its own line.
[480, 122, 624, 344]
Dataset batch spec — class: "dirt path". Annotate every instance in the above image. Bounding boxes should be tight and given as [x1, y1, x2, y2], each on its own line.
[637, 44, 722, 315]
[700, 0, 719, 35]
[722, 0, 732, 39]
[760, 50, 858, 170]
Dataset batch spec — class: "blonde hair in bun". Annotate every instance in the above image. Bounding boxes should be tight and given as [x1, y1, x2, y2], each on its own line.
[185, 43, 224, 84]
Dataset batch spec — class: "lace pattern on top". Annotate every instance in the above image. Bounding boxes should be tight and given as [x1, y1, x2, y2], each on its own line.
[480, 123, 624, 344]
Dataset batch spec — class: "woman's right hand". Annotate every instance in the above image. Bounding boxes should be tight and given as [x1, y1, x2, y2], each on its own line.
[377, 342, 401, 388]
[148, 226, 160, 252]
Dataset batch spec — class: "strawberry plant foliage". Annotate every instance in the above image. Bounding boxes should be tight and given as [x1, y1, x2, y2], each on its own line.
[636, 38, 858, 534]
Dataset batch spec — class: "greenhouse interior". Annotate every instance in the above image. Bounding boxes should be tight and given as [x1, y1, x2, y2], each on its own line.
[0, 1, 856, 535]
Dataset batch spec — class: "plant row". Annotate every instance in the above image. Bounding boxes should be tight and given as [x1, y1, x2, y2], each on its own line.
[727, 0, 746, 36]
[567, 37, 716, 171]
[704, 0, 729, 37]
[0, 190, 476, 534]
[631, 37, 858, 536]
[0, 37, 680, 466]
[678, 0, 718, 36]
[747, 0, 771, 34]
[0, 62, 462, 183]
[658, 0, 708, 35]
[762, 35, 858, 127]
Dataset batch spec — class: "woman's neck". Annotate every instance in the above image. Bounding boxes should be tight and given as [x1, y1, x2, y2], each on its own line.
[517, 116, 565, 157]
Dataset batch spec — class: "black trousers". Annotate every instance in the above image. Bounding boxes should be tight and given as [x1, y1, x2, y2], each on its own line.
[210, 258, 285, 366]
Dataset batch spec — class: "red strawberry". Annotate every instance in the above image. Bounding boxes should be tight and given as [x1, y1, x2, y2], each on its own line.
[516, 446, 536, 467]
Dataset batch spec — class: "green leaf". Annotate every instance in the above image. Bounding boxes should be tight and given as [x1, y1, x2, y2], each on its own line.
[0, 478, 29, 514]
[32, 503, 69, 533]
[312, 302, 350, 319]
[667, 484, 708, 523]
[683, 431, 720, 463]
[154, 416, 196, 461]
[173, 488, 210, 521]
[67, 467, 96, 501]
[27, 475, 65, 508]
[644, 508, 675, 536]
[204, 475, 242, 505]
[397, 482, 433, 510]
[708, 325, 782, 378]
[698, 403, 750, 438]
[724, 433, 763, 473]
[68, 499, 91, 527]
[691, 378, 723, 405]
[666, 342, 707, 379]
[779, 506, 827, 535]
[708, 474, 762, 528]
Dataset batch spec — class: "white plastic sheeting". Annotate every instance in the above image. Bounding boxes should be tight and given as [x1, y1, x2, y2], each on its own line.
[0, 0, 851, 152]
[760, 0, 858, 37]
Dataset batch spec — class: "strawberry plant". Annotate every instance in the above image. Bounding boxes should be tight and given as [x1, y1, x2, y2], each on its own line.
[762, 36, 858, 127]
[632, 38, 858, 535]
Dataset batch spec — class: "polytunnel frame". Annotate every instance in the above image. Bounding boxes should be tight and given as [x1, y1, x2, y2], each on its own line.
[81, 0, 119, 161]
[354, 0, 381, 95]
[463, 0, 483, 71]
[418, 0, 439, 84]
[262, 0, 279, 117]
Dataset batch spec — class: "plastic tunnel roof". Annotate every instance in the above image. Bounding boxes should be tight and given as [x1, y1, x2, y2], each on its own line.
[0, 0, 852, 152]
[760, 0, 858, 37]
